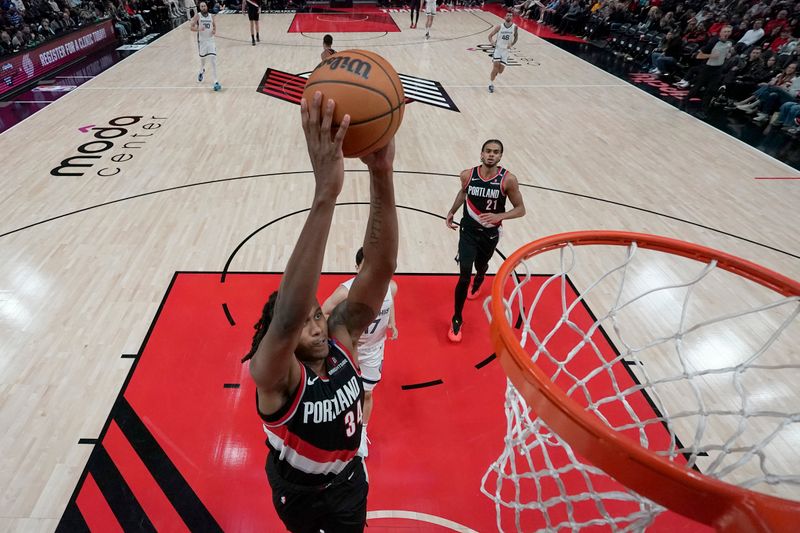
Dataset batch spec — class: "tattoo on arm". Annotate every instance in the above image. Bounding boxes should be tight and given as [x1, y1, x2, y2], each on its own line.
[367, 196, 383, 246]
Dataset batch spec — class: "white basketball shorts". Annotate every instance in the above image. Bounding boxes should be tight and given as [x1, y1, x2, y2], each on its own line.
[492, 47, 509, 65]
[198, 39, 216, 57]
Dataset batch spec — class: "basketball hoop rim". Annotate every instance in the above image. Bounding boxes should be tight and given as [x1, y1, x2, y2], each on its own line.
[489, 230, 800, 532]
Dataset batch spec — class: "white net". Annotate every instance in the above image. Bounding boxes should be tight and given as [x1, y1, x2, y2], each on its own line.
[481, 238, 800, 532]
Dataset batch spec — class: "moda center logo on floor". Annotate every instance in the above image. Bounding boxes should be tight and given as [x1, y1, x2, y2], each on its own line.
[50, 115, 167, 177]
[467, 44, 540, 67]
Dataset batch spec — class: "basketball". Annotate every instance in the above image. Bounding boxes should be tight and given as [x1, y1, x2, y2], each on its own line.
[303, 49, 405, 158]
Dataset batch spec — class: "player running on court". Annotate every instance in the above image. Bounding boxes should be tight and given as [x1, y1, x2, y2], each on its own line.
[445, 139, 526, 342]
[190, 1, 221, 91]
[488, 11, 518, 93]
[424, 0, 437, 39]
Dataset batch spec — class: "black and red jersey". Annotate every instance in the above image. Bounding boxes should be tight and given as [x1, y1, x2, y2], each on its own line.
[258, 338, 364, 486]
[461, 165, 509, 229]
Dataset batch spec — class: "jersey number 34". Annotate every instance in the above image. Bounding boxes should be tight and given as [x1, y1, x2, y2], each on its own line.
[344, 401, 363, 437]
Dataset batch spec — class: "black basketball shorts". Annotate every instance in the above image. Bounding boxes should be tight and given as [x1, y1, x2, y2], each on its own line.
[457, 224, 500, 272]
[267, 455, 369, 533]
[247, 2, 259, 21]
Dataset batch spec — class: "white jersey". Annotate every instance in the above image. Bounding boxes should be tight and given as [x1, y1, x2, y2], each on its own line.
[495, 22, 516, 51]
[196, 13, 216, 57]
[197, 13, 214, 42]
[341, 278, 393, 363]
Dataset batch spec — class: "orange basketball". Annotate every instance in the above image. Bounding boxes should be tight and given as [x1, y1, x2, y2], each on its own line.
[303, 49, 405, 158]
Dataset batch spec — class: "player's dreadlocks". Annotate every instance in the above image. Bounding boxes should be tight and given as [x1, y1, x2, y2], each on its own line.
[241, 290, 279, 363]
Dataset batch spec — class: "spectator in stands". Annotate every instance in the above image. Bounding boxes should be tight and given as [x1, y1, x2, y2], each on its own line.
[639, 6, 662, 31]
[764, 8, 789, 35]
[542, 0, 562, 26]
[681, 24, 734, 117]
[737, 19, 765, 51]
[768, 27, 793, 53]
[60, 8, 76, 29]
[716, 46, 773, 104]
[122, 0, 148, 32]
[707, 14, 730, 36]
[659, 10, 675, 32]
[650, 29, 683, 76]
[746, 0, 769, 21]
[0, 29, 12, 53]
[6, 4, 22, 25]
[777, 35, 799, 65]
[513, 0, 539, 20]
[736, 62, 799, 122]
[11, 28, 24, 48]
[106, 0, 129, 38]
[557, 0, 585, 34]
[768, 100, 800, 132]
[683, 18, 708, 43]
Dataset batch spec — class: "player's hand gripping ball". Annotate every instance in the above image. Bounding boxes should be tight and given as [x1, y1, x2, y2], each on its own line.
[303, 50, 405, 158]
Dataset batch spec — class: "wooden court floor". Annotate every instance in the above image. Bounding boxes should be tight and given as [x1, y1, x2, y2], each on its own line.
[1, 7, 799, 530]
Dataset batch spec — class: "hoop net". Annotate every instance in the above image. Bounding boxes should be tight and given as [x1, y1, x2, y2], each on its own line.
[482, 231, 800, 532]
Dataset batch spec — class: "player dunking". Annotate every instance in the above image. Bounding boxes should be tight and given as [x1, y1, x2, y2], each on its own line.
[445, 139, 526, 342]
[410, 0, 420, 28]
[242, 92, 397, 532]
[242, 0, 260, 46]
[322, 248, 398, 458]
[424, 0, 436, 39]
[488, 11, 518, 93]
[190, 2, 221, 92]
[321, 34, 336, 61]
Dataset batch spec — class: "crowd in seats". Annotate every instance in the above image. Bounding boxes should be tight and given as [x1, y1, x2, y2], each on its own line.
[0, 0, 172, 56]
[513, 0, 800, 132]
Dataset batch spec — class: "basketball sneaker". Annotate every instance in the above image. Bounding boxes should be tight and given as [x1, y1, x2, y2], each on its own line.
[448, 317, 463, 342]
[467, 274, 484, 300]
[213, 82, 221, 91]
[488, 83, 494, 93]
[198, 69, 204, 82]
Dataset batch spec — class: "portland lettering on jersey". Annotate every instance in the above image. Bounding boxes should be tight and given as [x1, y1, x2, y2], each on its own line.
[258, 339, 364, 485]
[302, 375, 360, 423]
[463, 165, 509, 228]
[467, 184, 500, 199]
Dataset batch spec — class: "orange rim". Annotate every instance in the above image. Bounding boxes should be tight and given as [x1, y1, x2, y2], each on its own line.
[490, 231, 800, 532]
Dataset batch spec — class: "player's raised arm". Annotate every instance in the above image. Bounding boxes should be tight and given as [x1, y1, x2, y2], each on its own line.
[329, 141, 398, 347]
[190, 13, 199, 31]
[247, 93, 351, 414]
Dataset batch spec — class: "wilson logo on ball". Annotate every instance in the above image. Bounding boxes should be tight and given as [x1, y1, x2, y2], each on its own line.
[319, 56, 372, 81]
